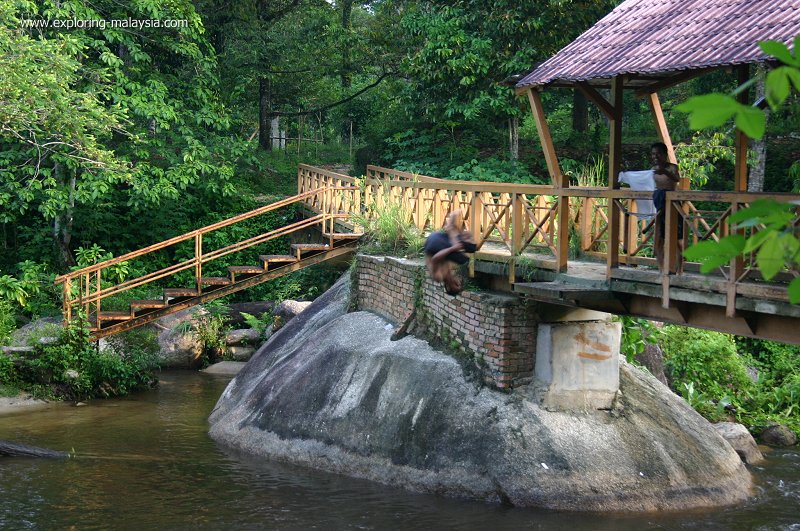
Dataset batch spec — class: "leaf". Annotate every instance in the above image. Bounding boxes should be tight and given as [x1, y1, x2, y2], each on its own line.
[756, 231, 785, 280]
[683, 235, 745, 273]
[788, 277, 800, 304]
[730, 199, 791, 223]
[675, 94, 739, 129]
[766, 67, 792, 108]
[759, 40, 799, 67]
[734, 105, 766, 139]
[743, 229, 773, 254]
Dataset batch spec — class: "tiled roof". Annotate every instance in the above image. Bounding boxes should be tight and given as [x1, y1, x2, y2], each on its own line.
[515, 0, 800, 90]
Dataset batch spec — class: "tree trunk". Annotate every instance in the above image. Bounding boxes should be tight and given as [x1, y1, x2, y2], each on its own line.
[52, 162, 75, 267]
[340, 0, 354, 143]
[748, 67, 768, 192]
[572, 90, 588, 133]
[259, 77, 272, 150]
[0, 440, 69, 458]
[509, 117, 519, 161]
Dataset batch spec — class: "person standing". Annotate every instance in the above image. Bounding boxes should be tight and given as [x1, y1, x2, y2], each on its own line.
[650, 142, 681, 271]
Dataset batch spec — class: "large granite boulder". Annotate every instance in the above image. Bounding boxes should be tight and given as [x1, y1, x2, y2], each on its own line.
[208, 276, 751, 512]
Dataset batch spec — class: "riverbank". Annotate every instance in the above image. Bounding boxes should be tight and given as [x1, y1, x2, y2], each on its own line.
[0, 393, 50, 415]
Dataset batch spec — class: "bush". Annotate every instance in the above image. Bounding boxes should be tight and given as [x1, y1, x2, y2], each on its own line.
[20, 316, 159, 401]
[0, 299, 15, 346]
[734, 337, 800, 435]
[661, 326, 753, 420]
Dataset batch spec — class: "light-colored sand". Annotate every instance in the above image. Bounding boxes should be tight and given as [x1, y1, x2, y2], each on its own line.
[0, 394, 51, 416]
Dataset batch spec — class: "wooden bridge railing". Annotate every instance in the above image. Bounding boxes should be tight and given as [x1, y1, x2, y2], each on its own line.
[55, 187, 358, 330]
[299, 164, 800, 310]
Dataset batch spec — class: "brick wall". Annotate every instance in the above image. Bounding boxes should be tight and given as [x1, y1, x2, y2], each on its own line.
[355, 255, 535, 390]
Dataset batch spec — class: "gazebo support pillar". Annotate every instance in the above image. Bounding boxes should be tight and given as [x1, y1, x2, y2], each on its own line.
[728, 65, 751, 317]
[607, 76, 624, 275]
[527, 88, 569, 272]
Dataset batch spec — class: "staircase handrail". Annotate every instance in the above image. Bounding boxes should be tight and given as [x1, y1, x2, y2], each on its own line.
[55, 187, 353, 284]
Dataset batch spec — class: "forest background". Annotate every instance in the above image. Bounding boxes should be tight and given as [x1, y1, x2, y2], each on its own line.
[1, 0, 799, 433]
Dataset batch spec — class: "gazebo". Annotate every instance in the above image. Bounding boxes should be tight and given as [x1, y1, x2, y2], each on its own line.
[513, 0, 799, 315]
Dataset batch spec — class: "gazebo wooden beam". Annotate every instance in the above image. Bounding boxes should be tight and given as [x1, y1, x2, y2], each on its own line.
[526, 88, 565, 187]
[576, 82, 615, 120]
[633, 68, 715, 97]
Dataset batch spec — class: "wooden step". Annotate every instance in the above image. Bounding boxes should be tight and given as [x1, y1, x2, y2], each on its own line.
[164, 288, 198, 299]
[228, 265, 265, 275]
[259, 254, 299, 264]
[322, 232, 364, 240]
[200, 276, 232, 286]
[130, 299, 167, 310]
[290, 243, 330, 259]
[259, 254, 299, 271]
[97, 311, 133, 322]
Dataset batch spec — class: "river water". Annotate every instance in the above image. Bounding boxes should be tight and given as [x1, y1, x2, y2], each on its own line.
[0, 371, 798, 530]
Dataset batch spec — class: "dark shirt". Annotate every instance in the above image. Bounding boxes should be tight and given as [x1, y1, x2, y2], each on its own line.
[423, 231, 475, 265]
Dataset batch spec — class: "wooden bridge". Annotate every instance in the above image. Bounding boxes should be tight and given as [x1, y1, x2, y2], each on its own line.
[55, 163, 800, 344]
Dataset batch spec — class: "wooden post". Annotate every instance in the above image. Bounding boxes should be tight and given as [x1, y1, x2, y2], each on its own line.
[727, 202, 744, 317]
[526, 89, 563, 185]
[728, 65, 750, 315]
[607, 76, 624, 275]
[662, 197, 678, 307]
[96, 269, 101, 323]
[527, 88, 568, 272]
[734, 65, 750, 193]
[63, 278, 72, 325]
[647, 92, 685, 189]
[469, 193, 480, 278]
[195, 233, 203, 294]
[511, 193, 523, 283]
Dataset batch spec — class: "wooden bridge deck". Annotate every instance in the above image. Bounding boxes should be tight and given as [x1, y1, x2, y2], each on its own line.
[54, 163, 800, 344]
[469, 241, 799, 343]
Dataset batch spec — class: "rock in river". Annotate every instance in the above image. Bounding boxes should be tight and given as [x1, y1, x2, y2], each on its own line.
[208, 275, 751, 512]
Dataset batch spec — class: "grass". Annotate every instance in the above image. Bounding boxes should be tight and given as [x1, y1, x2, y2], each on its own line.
[0, 382, 21, 397]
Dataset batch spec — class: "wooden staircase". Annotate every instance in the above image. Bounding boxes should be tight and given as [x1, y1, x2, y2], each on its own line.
[55, 188, 362, 339]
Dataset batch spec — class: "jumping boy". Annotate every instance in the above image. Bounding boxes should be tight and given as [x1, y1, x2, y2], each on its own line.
[424, 210, 476, 295]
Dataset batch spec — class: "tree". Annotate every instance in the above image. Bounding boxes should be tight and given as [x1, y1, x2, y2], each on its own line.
[1, 0, 237, 266]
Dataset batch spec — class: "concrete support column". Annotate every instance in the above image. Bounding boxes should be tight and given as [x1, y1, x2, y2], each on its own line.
[534, 311, 621, 410]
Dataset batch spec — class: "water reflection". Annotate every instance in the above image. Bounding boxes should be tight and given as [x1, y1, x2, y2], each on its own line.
[0, 371, 798, 530]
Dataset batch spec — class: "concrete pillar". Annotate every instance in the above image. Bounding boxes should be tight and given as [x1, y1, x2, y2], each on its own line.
[534, 310, 621, 410]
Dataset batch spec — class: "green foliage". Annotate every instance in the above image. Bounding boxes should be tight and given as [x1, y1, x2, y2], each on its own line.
[448, 158, 543, 184]
[674, 132, 735, 188]
[683, 198, 800, 301]
[617, 316, 661, 363]
[661, 326, 753, 421]
[186, 302, 230, 365]
[0, 300, 15, 346]
[240, 311, 273, 338]
[353, 190, 425, 257]
[17, 314, 158, 400]
[563, 155, 606, 187]
[679, 37, 800, 301]
[676, 93, 766, 139]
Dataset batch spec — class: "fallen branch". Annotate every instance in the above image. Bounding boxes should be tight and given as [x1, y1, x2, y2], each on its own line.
[0, 440, 69, 458]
